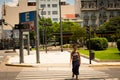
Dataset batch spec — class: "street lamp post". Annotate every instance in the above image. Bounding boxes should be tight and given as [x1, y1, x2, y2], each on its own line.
[59, 0, 63, 52]
[41, 8, 45, 51]
[35, 0, 40, 63]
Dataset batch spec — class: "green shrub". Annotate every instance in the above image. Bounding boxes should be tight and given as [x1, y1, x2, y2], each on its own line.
[63, 44, 71, 48]
[86, 38, 108, 50]
[117, 39, 120, 51]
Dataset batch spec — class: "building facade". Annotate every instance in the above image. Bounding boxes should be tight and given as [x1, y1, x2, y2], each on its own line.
[39, 0, 59, 22]
[39, 0, 67, 22]
[2, 0, 36, 30]
[75, 0, 120, 27]
[1, 0, 35, 39]
[1, 0, 76, 39]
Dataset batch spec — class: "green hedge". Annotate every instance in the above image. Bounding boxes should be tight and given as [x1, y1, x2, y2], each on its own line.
[86, 38, 108, 50]
[117, 39, 120, 51]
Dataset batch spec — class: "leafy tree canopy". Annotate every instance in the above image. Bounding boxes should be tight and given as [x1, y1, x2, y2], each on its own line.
[99, 16, 120, 31]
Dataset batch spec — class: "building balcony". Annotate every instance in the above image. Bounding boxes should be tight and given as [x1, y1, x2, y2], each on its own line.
[99, 16, 107, 20]
[83, 16, 89, 20]
[91, 16, 97, 20]
[81, 8, 97, 11]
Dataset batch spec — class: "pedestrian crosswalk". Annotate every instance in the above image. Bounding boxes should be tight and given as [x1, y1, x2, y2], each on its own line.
[16, 65, 109, 80]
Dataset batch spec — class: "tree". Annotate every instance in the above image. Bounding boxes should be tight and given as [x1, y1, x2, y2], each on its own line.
[38, 18, 53, 44]
[62, 22, 74, 33]
[99, 16, 120, 31]
[71, 24, 86, 45]
[99, 16, 120, 41]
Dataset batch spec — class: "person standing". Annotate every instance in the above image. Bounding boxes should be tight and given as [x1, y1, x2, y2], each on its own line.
[70, 44, 81, 80]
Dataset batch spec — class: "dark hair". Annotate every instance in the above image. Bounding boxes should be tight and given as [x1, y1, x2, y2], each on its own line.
[72, 43, 77, 48]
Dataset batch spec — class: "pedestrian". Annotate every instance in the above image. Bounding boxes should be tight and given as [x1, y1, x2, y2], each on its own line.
[70, 43, 81, 80]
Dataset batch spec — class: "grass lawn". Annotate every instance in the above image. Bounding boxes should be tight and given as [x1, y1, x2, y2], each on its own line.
[78, 47, 120, 60]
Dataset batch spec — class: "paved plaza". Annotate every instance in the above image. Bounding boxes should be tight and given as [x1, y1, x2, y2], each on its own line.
[7, 49, 97, 66]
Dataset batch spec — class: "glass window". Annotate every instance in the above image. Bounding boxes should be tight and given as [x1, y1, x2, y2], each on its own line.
[52, 11, 58, 15]
[41, 11, 46, 15]
[47, 4, 50, 8]
[110, 12, 114, 17]
[53, 18, 58, 22]
[117, 11, 120, 16]
[48, 11, 51, 15]
[52, 4, 57, 8]
[40, 4, 46, 8]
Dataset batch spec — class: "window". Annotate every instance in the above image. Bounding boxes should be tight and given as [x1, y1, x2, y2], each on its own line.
[110, 12, 114, 18]
[108, 3, 113, 8]
[117, 11, 120, 16]
[40, 4, 46, 8]
[52, 11, 58, 15]
[48, 11, 51, 15]
[41, 11, 46, 15]
[52, 4, 57, 8]
[47, 4, 50, 8]
[53, 18, 58, 22]
[99, 20, 103, 26]
[84, 20, 88, 26]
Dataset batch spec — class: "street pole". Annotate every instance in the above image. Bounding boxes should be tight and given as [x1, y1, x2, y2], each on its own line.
[19, 30, 24, 63]
[59, 0, 63, 52]
[35, 0, 40, 63]
[1, 20, 4, 49]
[88, 25, 91, 64]
[41, 8, 46, 52]
[27, 33, 30, 55]
[45, 24, 47, 53]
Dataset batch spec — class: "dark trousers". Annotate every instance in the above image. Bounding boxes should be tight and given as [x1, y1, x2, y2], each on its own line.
[72, 60, 80, 75]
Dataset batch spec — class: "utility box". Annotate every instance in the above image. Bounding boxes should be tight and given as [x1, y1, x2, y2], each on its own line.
[90, 50, 95, 60]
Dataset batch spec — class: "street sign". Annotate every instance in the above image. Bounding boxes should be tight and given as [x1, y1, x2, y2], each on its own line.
[19, 11, 36, 23]
[19, 11, 36, 31]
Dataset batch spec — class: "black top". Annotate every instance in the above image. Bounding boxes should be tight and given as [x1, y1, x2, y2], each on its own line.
[71, 52, 80, 61]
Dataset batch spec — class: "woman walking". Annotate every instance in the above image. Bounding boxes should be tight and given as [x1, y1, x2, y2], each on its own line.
[70, 44, 81, 80]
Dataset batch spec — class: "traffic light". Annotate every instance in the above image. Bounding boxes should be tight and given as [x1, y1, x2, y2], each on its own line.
[86, 25, 90, 34]
[30, 26, 34, 31]
[14, 24, 23, 29]
[14, 24, 30, 30]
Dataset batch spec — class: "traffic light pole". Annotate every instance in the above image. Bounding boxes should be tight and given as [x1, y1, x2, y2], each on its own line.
[88, 31, 92, 64]
[86, 25, 92, 64]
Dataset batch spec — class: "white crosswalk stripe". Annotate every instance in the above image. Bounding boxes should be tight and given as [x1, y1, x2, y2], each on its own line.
[16, 66, 109, 80]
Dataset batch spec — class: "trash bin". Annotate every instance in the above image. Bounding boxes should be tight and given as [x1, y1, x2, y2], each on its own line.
[90, 50, 95, 60]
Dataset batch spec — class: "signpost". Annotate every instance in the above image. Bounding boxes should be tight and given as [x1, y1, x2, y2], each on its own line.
[18, 11, 40, 63]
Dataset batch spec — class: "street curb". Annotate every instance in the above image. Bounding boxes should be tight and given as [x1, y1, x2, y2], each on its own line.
[4, 50, 120, 67]
[5, 56, 38, 67]
[5, 63, 34, 67]
[89, 63, 120, 67]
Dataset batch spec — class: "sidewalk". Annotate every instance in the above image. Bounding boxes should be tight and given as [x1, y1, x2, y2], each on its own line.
[5, 49, 120, 67]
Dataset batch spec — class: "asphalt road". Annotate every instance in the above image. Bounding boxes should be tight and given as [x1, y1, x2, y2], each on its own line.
[0, 50, 120, 80]
[0, 63, 120, 80]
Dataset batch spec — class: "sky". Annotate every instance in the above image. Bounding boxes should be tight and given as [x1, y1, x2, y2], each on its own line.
[0, 0, 74, 19]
